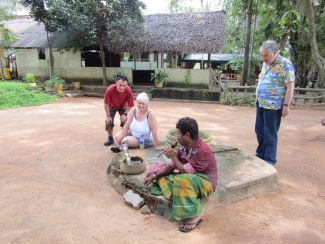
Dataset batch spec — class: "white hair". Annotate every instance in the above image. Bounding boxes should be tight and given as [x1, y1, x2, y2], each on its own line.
[260, 40, 278, 53]
[136, 92, 149, 106]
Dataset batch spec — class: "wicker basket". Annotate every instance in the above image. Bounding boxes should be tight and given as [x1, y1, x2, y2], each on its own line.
[120, 156, 146, 175]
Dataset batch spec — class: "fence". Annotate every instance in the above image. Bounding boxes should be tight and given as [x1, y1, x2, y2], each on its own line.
[222, 85, 325, 107]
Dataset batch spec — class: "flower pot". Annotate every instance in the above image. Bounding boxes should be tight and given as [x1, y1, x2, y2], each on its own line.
[155, 81, 163, 88]
[55, 84, 63, 94]
[45, 86, 55, 92]
[72, 82, 80, 89]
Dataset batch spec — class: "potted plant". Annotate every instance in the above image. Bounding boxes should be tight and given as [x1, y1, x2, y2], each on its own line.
[53, 75, 65, 93]
[151, 69, 168, 88]
[45, 74, 65, 93]
[45, 78, 56, 92]
[25, 73, 37, 87]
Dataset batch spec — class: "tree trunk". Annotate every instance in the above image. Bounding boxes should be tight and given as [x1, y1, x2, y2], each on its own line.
[242, 0, 253, 86]
[279, 32, 289, 52]
[47, 31, 54, 78]
[305, 0, 325, 87]
[98, 37, 108, 86]
[207, 53, 211, 69]
[0, 54, 5, 80]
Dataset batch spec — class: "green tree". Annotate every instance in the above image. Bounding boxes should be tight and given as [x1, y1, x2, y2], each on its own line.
[305, 0, 325, 87]
[224, 0, 325, 87]
[22, 0, 145, 86]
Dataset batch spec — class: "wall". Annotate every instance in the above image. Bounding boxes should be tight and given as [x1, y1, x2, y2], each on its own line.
[155, 68, 210, 88]
[15, 48, 133, 84]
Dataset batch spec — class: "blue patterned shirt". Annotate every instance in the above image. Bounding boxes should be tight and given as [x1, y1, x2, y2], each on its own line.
[256, 55, 295, 110]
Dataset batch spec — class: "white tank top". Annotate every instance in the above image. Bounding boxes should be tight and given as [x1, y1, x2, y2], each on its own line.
[129, 109, 152, 140]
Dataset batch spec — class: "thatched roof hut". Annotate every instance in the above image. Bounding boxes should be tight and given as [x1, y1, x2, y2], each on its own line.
[7, 11, 226, 54]
[109, 11, 226, 54]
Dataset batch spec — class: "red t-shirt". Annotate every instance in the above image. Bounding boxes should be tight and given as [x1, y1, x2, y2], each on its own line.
[168, 139, 218, 189]
[104, 84, 134, 109]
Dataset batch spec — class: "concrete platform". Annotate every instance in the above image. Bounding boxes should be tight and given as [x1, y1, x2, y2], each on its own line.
[107, 143, 278, 219]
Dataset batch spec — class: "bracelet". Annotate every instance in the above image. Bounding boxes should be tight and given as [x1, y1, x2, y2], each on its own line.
[283, 104, 290, 107]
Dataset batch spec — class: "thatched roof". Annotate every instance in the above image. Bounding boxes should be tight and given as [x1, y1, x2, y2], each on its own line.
[6, 11, 226, 53]
[110, 11, 226, 54]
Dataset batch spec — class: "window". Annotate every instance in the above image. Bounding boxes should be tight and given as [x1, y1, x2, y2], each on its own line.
[38, 48, 46, 60]
[140, 52, 149, 61]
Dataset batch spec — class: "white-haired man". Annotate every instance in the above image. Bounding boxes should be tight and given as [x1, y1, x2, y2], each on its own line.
[255, 40, 295, 165]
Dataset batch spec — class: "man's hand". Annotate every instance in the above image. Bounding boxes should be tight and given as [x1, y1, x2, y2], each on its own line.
[164, 147, 177, 159]
[144, 174, 155, 187]
[282, 106, 290, 117]
[105, 115, 112, 124]
[120, 114, 127, 124]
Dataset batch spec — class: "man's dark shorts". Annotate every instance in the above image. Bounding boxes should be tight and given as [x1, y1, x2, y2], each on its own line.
[105, 107, 127, 131]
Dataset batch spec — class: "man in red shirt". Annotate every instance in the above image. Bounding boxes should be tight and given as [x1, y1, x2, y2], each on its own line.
[104, 76, 134, 146]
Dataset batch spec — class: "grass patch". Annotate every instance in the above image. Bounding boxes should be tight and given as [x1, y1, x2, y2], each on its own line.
[0, 81, 58, 110]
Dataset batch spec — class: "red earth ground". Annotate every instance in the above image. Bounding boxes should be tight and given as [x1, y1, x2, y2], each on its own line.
[0, 97, 324, 243]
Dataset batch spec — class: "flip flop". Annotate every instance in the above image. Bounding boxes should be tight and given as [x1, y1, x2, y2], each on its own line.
[179, 219, 203, 233]
[110, 146, 121, 153]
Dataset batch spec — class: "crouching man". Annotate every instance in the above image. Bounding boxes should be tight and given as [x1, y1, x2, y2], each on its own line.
[145, 117, 218, 233]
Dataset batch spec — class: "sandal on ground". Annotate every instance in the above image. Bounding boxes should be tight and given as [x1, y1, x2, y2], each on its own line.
[178, 219, 203, 233]
[110, 146, 121, 153]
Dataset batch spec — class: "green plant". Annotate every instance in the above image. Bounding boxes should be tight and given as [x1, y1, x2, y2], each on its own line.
[45, 74, 65, 87]
[151, 69, 168, 84]
[25, 73, 35, 83]
[227, 57, 244, 74]
[113, 71, 126, 80]
[184, 70, 192, 86]
[213, 68, 223, 77]
[220, 87, 256, 107]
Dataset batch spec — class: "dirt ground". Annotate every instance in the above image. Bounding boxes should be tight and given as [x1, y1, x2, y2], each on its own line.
[0, 97, 324, 244]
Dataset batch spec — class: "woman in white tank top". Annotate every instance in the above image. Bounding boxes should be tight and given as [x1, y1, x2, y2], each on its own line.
[111, 92, 160, 151]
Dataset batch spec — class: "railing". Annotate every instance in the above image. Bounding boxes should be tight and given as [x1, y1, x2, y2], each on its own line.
[219, 85, 325, 107]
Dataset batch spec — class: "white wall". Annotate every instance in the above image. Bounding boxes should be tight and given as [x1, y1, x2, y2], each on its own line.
[15, 48, 133, 84]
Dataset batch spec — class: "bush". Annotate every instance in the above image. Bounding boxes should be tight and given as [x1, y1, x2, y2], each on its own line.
[220, 88, 256, 107]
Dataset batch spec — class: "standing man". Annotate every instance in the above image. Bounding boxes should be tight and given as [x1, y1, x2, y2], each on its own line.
[104, 75, 134, 146]
[255, 40, 295, 165]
